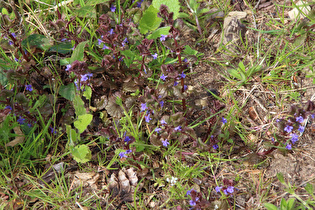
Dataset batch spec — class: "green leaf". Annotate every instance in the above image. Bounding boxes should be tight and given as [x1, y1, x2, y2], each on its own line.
[21, 34, 52, 51]
[120, 49, 135, 67]
[73, 95, 86, 116]
[227, 69, 243, 80]
[238, 61, 246, 73]
[178, 12, 190, 19]
[115, 97, 123, 106]
[147, 26, 171, 40]
[0, 61, 8, 85]
[198, 8, 210, 15]
[277, 173, 285, 184]
[59, 83, 76, 101]
[74, 5, 96, 18]
[48, 42, 73, 54]
[60, 58, 71, 65]
[83, 86, 92, 100]
[280, 198, 287, 209]
[74, 114, 93, 134]
[29, 95, 47, 112]
[189, 0, 199, 12]
[139, 5, 161, 34]
[183, 45, 198, 55]
[227, 139, 233, 143]
[264, 203, 278, 210]
[152, 0, 180, 19]
[1, 8, 9, 15]
[70, 41, 88, 63]
[66, 125, 80, 145]
[86, 0, 110, 6]
[71, 144, 91, 163]
[305, 183, 314, 194]
[286, 198, 295, 209]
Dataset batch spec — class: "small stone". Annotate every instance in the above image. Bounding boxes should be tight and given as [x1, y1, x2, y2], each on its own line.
[288, 1, 311, 20]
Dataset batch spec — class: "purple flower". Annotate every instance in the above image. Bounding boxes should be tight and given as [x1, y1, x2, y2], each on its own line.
[189, 200, 196, 206]
[119, 151, 127, 158]
[11, 33, 17, 38]
[161, 139, 170, 147]
[5, 105, 12, 110]
[174, 81, 178, 86]
[271, 137, 275, 143]
[102, 44, 109, 49]
[50, 127, 57, 134]
[276, 119, 281, 122]
[15, 58, 19, 62]
[296, 116, 304, 123]
[140, 103, 147, 111]
[159, 101, 164, 108]
[213, 144, 219, 150]
[290, 133, 299, 144]
[298, 125, 304, 133]
[110, 5, 116, 12]
[226, 186, 234, 194]
[286, 144, 292, 150]
[160, 119, 167, 125]
[155, 127, 162, 133]
[137, 0, 144, 8]
[222, 117, 227, 124]
[174, 126, 182, 131]
[109, 29, 114, 35]
[160, 74, 167, 81]
[97, 39, 103, 45]
[215, 186, 222, 193]
[180, 71, 186, 78]
[65, 64, 71, 71]
[152, 53, 158, 59]
[8, 41, 13, 46]
[284, 125, 293, 133]
[186, 189, 194, 196]
[81, 73, 93, 81]
[223, 189, 228, 195]
[145, 113, 151, 123]
[74, 80, 80, 90]
[124, 136, 131, 143]
[25, 84, 33, 91]
[311, 114, 315, 119]
[122, 38, 128, 47]
[183, 58, 188, 62]
[126, 149, 132, 154]
[184, 85, 187, 91]
[17, 116, 25, 124]
[160, 34, 167, 41]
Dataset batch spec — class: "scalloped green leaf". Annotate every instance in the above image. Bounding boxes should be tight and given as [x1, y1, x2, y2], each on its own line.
[70, 41, 88, 63]
[139, 5, 161, 34]
[21, 34, 52, 51]
[152, 0, 180, 19]
[72, 144, 91, 163]
[74, 5, 96, 18]
[73, 95, 86, 116]
[147, 26, 170, 40]
[183, 45, 198, 55]
[74, 114, 93, 134]
[59, 83, 76, 101]
[48, 42, 73, 54]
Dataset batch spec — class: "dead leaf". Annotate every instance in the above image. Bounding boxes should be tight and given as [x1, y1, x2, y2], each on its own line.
[5, 127, 25, 147]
